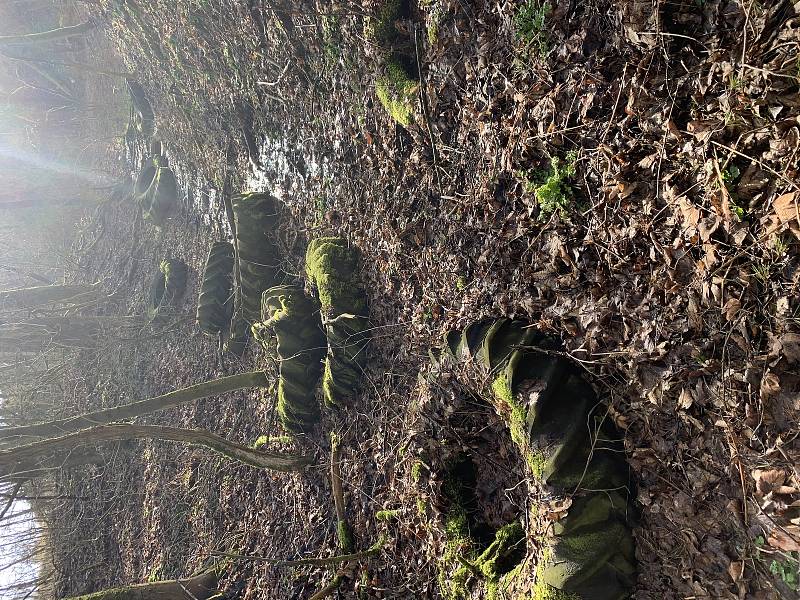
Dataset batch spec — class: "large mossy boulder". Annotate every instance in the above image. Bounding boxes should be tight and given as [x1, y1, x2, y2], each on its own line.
[305, 237, 369, 407]
[196, 241, 235, 336]
[430, 318, 637, 600]
[253, 285, 326, 433]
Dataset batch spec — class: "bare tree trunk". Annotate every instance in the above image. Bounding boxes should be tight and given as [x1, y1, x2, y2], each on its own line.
[0, 21, 97, 47]
[0, 370, 269, 447]
[0, 423, 311, 480]
[65, 568, 218, 600]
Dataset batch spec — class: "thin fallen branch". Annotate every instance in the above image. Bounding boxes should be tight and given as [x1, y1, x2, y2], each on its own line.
[210, 536, 385, 567]
[0, 479, 24, 521]
[414, 25, 442, 196]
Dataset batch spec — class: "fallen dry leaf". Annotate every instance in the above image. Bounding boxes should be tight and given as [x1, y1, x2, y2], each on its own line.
[760, 371, 781, 401]
[722, 298, 741, 322]
[768, 527, 800, 552]
[773, 192, 800, 227]
[753, 468, 787, 495]
[728, 560, 744, 583]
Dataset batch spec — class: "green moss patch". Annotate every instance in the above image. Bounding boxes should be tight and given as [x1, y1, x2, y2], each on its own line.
[305, 237, 369, 406]
[364, 0, 408, 45]
[375, 57, 418, 127]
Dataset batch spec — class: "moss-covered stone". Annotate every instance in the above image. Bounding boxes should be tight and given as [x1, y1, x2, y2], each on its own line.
[305, 237, 369, 406]
[375, 57, 418, 127]
[253, 285, 326, 433]
[430, 318, 637, 600]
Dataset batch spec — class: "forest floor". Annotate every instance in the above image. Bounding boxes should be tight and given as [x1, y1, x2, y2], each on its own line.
[46, 0, 800, 599]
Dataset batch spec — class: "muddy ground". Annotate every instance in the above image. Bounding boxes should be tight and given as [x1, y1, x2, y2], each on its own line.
[42, 0, 800, 599]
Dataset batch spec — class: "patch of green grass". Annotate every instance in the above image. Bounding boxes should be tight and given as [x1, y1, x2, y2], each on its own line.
[518, 151, 578, 221]
[417, 497, 429, 517]
[755, 536, 800, 591]
[423, 0, 446, 45]
[514, 0, 551, 58]
[773, 234, 790, 255]
[729, 198, 745, 221]
[770, 557, 799, 590]
[321, 14, 342, 64]
[375, 58, 418, 127]
[314, 195, 327, 222]
[752, 262, 771, 285]
[376, 509, 401, 522]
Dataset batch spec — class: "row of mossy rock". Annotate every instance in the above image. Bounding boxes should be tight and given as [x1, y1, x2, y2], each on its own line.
[190, 201, 371, 432]
[193, 192, 285, 353]
[125, 82, 181, 226]
[252, 238, 370, 432]
[223, 192, 286, 356]
[418, 318, 636, 600]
